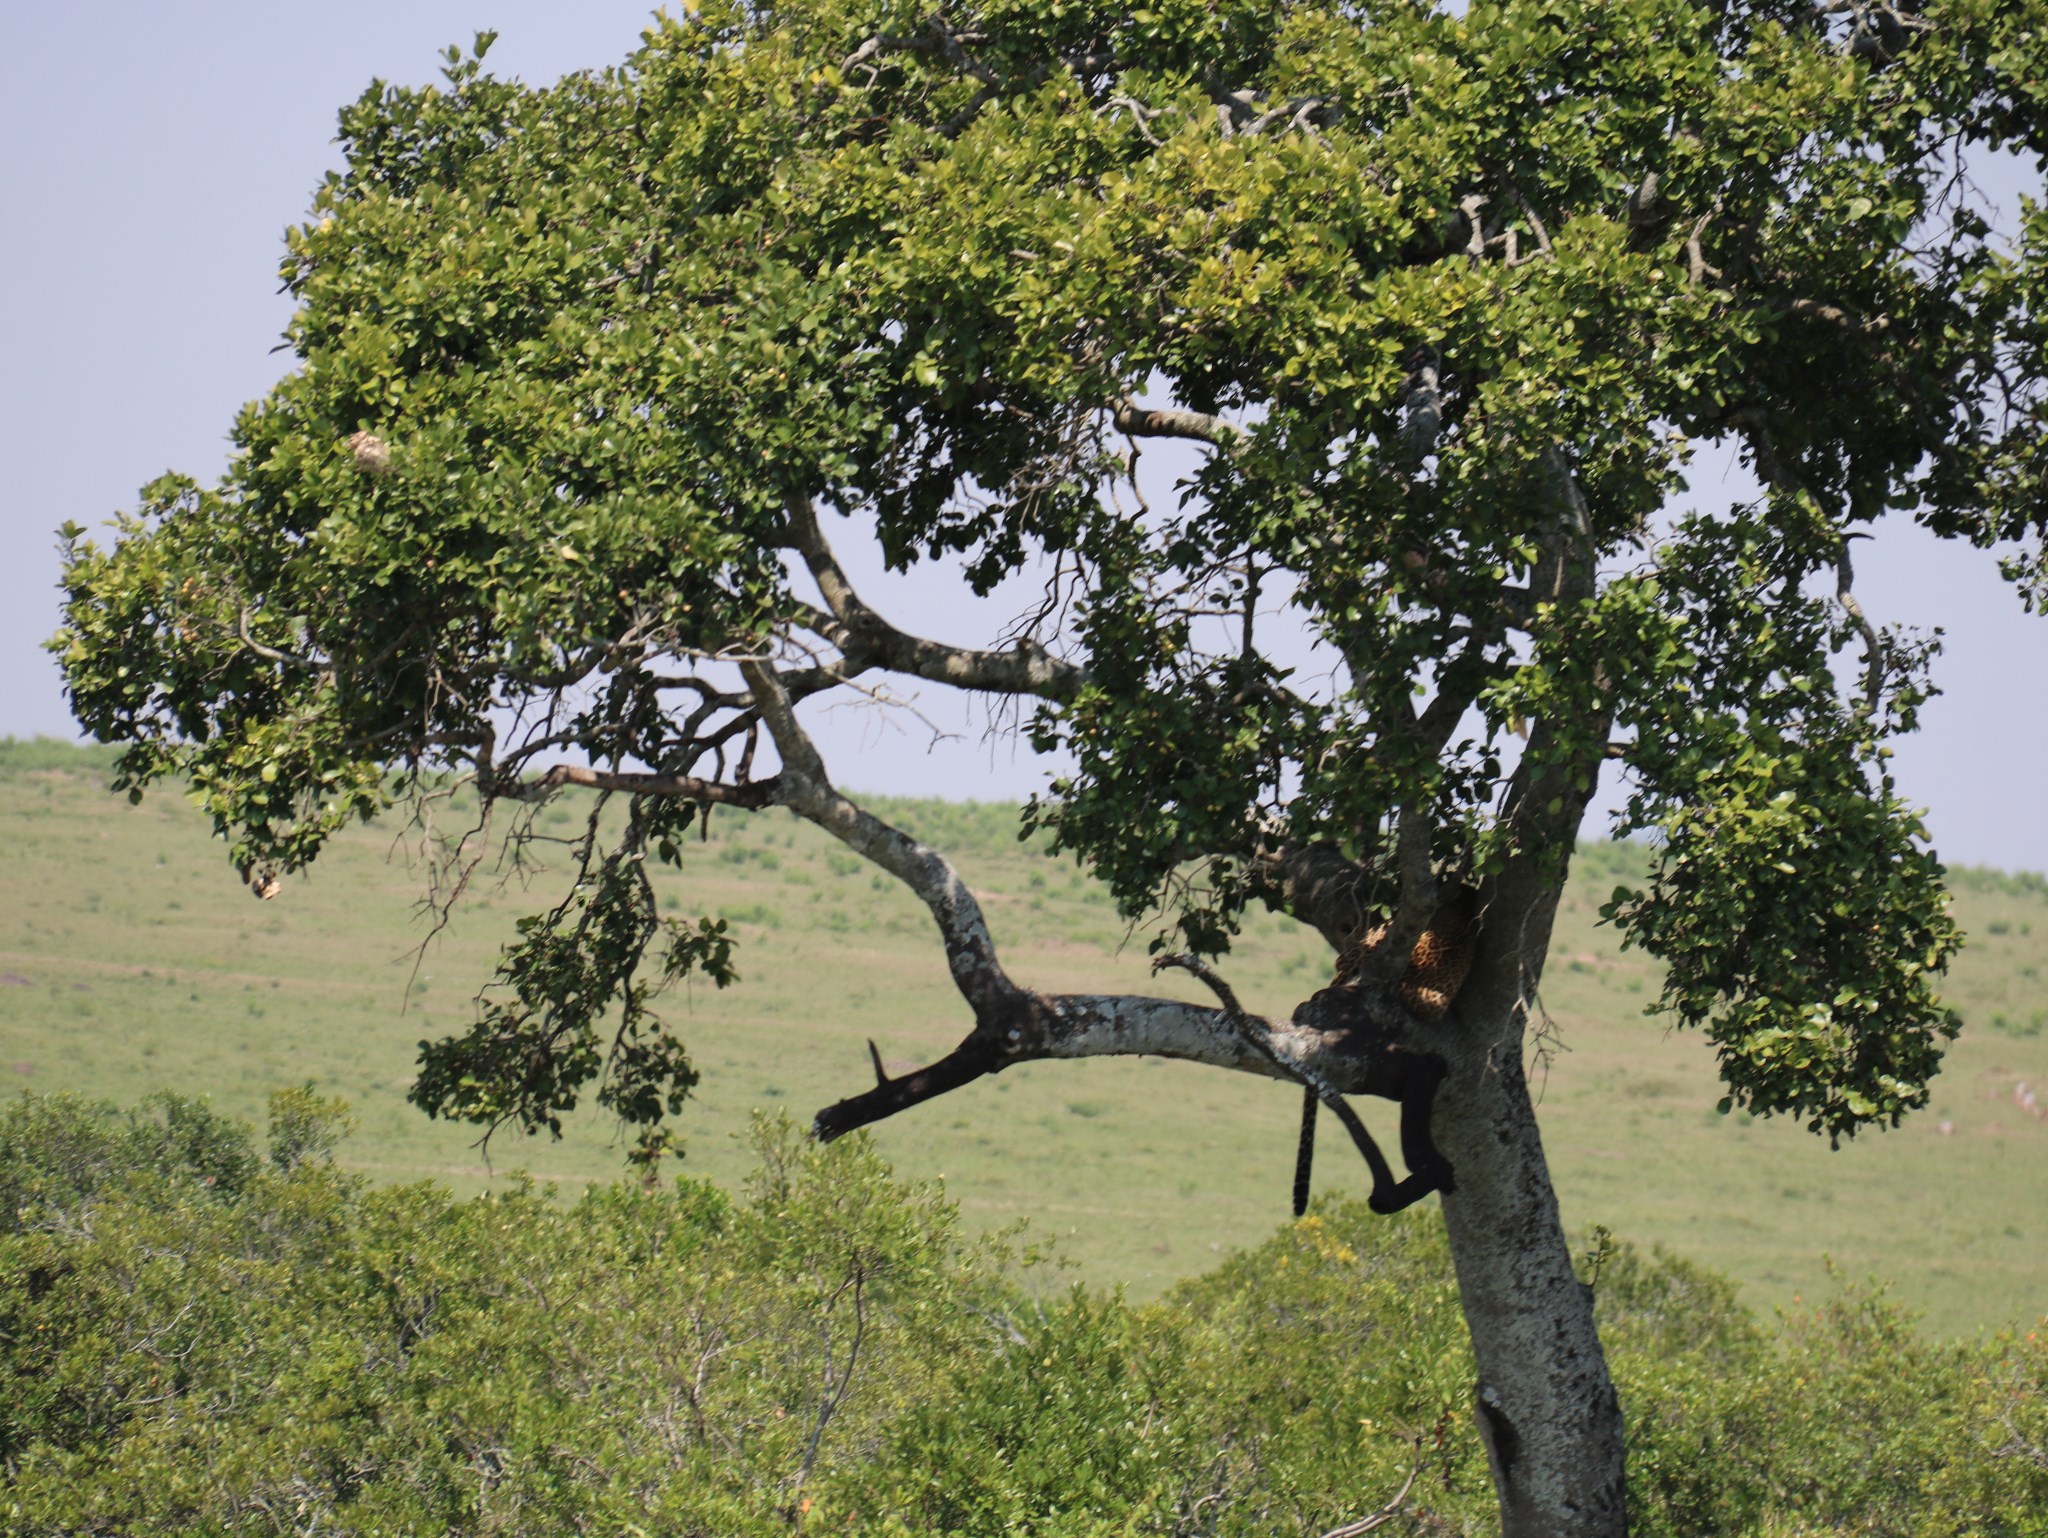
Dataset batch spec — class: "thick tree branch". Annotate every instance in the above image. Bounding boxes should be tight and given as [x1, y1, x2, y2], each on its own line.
[785, 496, 1086, 701]
[743, 659, 1018, 1017]
[1466, 447, 1612, 1001]
[1365, 805, 1442, 985]
[1111, 397, 1245, 448]
[729, 663, 1444, 1146]
[819, 992, 1249, 1139]
[1253, 839, 1376, 951]
[1163, 953, 1457, 1213]
[1836, 536, 1887, 715]
[815, 982, 1439, 1141]
[814, 1034, 1009, 1137]
[1155, 958, 1398, 1192]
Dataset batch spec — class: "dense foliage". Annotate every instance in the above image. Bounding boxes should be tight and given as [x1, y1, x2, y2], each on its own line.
[3, 1090, 2041, 1537]
[53, 0, 2048, 1156]
[41, 4, 2048, 1525]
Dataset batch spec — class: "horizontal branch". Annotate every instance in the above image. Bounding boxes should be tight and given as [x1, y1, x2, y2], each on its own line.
[814, 986, 1417, 1141]
[502, 764, 781, 808]
[786, 496, 1086, 701]
[1111, 397, 1245, 448]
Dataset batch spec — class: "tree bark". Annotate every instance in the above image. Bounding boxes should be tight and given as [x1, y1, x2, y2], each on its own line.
[1434, 876, 1626, 1537]
[754, 656, 1629, 1534]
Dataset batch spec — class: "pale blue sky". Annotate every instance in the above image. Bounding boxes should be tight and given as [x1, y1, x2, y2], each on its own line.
[3, 4, 2043, 873]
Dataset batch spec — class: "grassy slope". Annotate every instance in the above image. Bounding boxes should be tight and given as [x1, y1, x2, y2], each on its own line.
[2, 740, 2042, 1336]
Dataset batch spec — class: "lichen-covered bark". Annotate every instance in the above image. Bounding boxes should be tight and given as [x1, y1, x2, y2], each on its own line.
[1437, 1036, 1625, 1536]
[1435, 870, 1626, 1537]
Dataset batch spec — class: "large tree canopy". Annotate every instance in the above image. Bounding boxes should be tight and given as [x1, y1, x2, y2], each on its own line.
[54, 2, 2048, 1531]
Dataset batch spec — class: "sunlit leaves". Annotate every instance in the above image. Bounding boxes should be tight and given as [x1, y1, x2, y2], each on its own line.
[50, 0, 2048, 1155]
[410, 818, 734, 1160]
[1604, 509, 1961, 1139]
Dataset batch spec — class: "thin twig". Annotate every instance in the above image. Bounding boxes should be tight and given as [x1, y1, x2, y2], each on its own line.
[1317, 1443, 1423, 1538]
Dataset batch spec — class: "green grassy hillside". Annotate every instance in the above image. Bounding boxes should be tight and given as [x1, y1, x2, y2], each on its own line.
[3, 739, 2042, 1336]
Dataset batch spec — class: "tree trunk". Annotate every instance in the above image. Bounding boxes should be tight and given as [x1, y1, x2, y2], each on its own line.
[1435, 880, 1627, 1536]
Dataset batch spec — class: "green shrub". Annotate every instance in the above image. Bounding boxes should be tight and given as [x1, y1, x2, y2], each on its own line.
[1, 1092, 2040, 1536]
[0, 1090, 261, 1227]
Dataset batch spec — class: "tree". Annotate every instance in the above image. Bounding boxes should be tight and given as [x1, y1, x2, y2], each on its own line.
[51, 2, 2048, 1531]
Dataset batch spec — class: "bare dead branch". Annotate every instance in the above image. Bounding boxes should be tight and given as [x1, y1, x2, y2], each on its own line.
[814, 1034, 1008, 1140]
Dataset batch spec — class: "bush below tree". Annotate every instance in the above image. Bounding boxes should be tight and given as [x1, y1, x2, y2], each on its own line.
[1, 1090, 2041, 1536]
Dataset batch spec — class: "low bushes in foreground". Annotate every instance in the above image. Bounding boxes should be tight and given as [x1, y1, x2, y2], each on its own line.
[0, 1090, 2041, 1536]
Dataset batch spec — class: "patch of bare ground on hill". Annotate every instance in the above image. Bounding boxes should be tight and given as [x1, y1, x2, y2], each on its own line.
[2, 739, 2041, 1336]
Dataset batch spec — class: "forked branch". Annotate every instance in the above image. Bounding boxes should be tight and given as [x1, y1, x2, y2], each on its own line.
[715, 600, 1462, 1206]
[786, 495, 1086, 701]
[1159, 954, 1455, 1216]
[732, 660, 1454, 1181]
